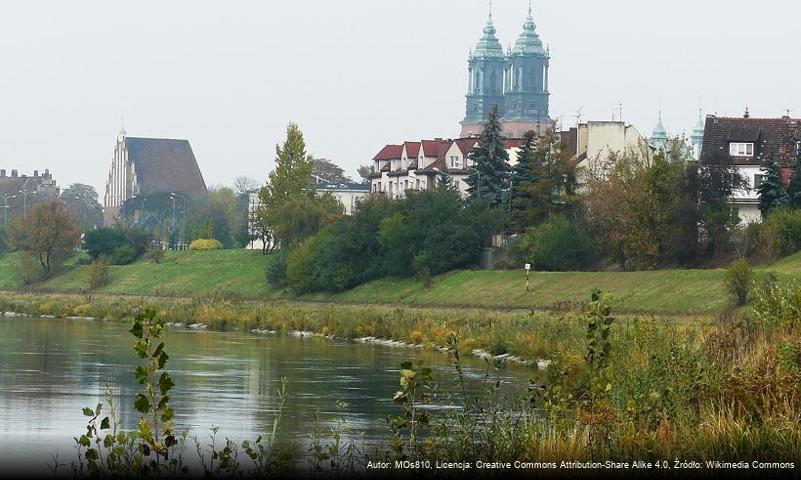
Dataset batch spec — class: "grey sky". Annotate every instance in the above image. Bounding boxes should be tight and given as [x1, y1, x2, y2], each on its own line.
[0, 0, 798, 194]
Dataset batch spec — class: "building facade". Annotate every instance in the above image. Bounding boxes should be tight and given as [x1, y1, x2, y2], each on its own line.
[370, 137, 522, 199]
[561, 120, 650, 185]
[700, 113, 801, 223]
[102, 129, 207, 225]
[461, 6, 551, 138]
[0, 168, 59, 224]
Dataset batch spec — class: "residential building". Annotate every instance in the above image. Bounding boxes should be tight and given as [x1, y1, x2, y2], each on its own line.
[700, 112, 801, 223]
[102, 128, 207, 225]
[370, 137, 523, 199]
[461, 5, 551, 138]
[0, 168, 59, 224]
[563, 120, 650, 184]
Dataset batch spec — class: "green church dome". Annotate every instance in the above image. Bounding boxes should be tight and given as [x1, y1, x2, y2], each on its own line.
[512, 5, 547, 56]
[473, 11, 505, 59]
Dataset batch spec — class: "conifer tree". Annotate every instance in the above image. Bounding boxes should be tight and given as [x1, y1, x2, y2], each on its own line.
[436, 170, 454, 190]
[757, 159, 789, 219]
[465, 107, 510, 207]
[787, 149, 801, 208]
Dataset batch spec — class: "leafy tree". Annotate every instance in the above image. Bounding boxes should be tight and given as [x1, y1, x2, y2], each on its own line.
[232, 176, 260, 196]
[516, 216, 596, 271]
[758, 160, 789, 218]
[272, 193, 343, 248]
[60, 184, 104, 231]
[83, 227, 153, 264]
[187, 187, 241, 248]
[357, 165, 375, 184]
[312, 158, 352, 184]
[465, 107, 510, 207]
[696, 150, 746, 259]
[258, 123, 315, 247]
[787, 149, 801, 208]
[6, 199, 80, 275]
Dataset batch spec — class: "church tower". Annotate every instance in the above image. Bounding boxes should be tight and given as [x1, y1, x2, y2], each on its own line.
[691, 109, 705, 160]
[460, 8, 507, 137]
[502, 4, 551, 137]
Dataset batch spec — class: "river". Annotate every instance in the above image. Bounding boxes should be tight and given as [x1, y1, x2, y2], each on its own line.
[0, 315, 537, 473]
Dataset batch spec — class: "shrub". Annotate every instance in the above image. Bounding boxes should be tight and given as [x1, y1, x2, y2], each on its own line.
[724, 258, 754, 306]
[265, 250, 290, 288]
[110, 245, 137, 265]
[84, 256, 110, 289]
[145, 246, 165, 264]
[763, 207, 801, 256]
[189, 238, 223, 250]
[83, 227, 152, 264]
[517, 216, 596, 271]
[13, 253, 43, 285]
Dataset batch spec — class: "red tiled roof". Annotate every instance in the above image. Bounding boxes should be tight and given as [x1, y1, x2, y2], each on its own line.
[373, 144, 403, 161]
[403, 142, 421, 158]
[700, 116, 801, 166]
[454, 138, 477, 156]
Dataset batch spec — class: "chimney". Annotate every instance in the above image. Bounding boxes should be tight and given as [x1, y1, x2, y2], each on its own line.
[0, 169, 5, 177]
[435, 137, 443, 142]
[11, 169, 17, 178]
[33, 170, 39, 177]
[44, 168, 50, 179]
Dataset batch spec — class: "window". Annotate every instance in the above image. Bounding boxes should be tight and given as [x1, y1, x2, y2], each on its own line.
[415, 179, 420, 190]
[753, 174, 765, 190]
[404, 180, 409, 190]
[729, 142, 754, 157]
[450, 156, 461, 168]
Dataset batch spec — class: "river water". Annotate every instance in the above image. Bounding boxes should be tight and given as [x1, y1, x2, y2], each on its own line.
[0, 316, 537, 472]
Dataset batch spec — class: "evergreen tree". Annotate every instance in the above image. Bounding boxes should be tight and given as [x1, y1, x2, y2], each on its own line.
[757, 160, 789, 219]
[436, 170, 454, 190]
[787, 150, 801, 208]
[465, 107, 510, 207]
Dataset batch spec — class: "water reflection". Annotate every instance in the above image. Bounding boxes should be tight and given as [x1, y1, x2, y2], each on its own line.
[0, 316, 537, 471]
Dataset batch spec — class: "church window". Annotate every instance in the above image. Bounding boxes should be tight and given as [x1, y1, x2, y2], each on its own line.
[729, 142, 754, 157]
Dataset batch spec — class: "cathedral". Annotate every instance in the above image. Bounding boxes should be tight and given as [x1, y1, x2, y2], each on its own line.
[461, 5, 551, 138]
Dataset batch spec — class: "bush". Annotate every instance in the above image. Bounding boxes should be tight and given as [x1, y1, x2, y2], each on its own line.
[517, 216, 596, 271]
[724, 258, 754, 306]
[189, 238, 223, 250]
[145, 246, 165, 264]
[13, 253, 43, 285]
[111, 245, 137, 265]
[763, 207, 801, 257]
[83, 227, 152, 264]
[84, 256, 110, 289]
[265, 249, 290, 288]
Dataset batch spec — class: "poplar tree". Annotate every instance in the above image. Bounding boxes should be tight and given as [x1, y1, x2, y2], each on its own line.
[465, 107, 510, 207]
[757, 160, 789, 219]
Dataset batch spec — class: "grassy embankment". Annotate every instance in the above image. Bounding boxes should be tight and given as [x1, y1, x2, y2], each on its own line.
[2, 249, 801, 314]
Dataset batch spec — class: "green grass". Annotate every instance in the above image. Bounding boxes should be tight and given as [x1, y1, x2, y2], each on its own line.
[2, 249, 801, 315]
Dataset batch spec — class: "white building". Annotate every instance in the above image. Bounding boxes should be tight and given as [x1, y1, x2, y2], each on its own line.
[370, 137, 523, 199]
[700, 113, 801, 223]
[570, 120, 651, 183]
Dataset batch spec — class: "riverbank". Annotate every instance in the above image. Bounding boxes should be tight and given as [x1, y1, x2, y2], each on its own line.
[0, 290, 704, 365]
[3, 249, 801, 314]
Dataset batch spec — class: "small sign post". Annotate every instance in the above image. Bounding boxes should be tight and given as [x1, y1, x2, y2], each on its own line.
[524, 263, 531, 292]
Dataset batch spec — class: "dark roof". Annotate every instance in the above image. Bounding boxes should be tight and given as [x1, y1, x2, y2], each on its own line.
[700, 116, 801, 165]
[126, 137, 207, 198]
[403, 142, 421, 158]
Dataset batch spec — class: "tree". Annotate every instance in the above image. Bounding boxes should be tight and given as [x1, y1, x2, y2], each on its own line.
[232, 176, 260, 196]
[312, 158, 352, 184]
[786, 159, 801, 209]
[693, 150, 746, 259]
[60, 184, 104, 231]
[272, 193, 343, 248]
[258, 122, 315, 248]
[465, 107, 510, 207]
[757, 160, 789, 219]
[187, 187, 241, 248]
[357, 165, 375, 184]
[6, 199, 80, 275]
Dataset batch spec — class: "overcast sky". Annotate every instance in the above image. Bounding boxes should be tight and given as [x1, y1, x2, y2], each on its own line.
[0, 0, 798, 194]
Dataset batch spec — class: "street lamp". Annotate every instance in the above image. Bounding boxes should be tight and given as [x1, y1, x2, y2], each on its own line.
[19, 189, 30, 216]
